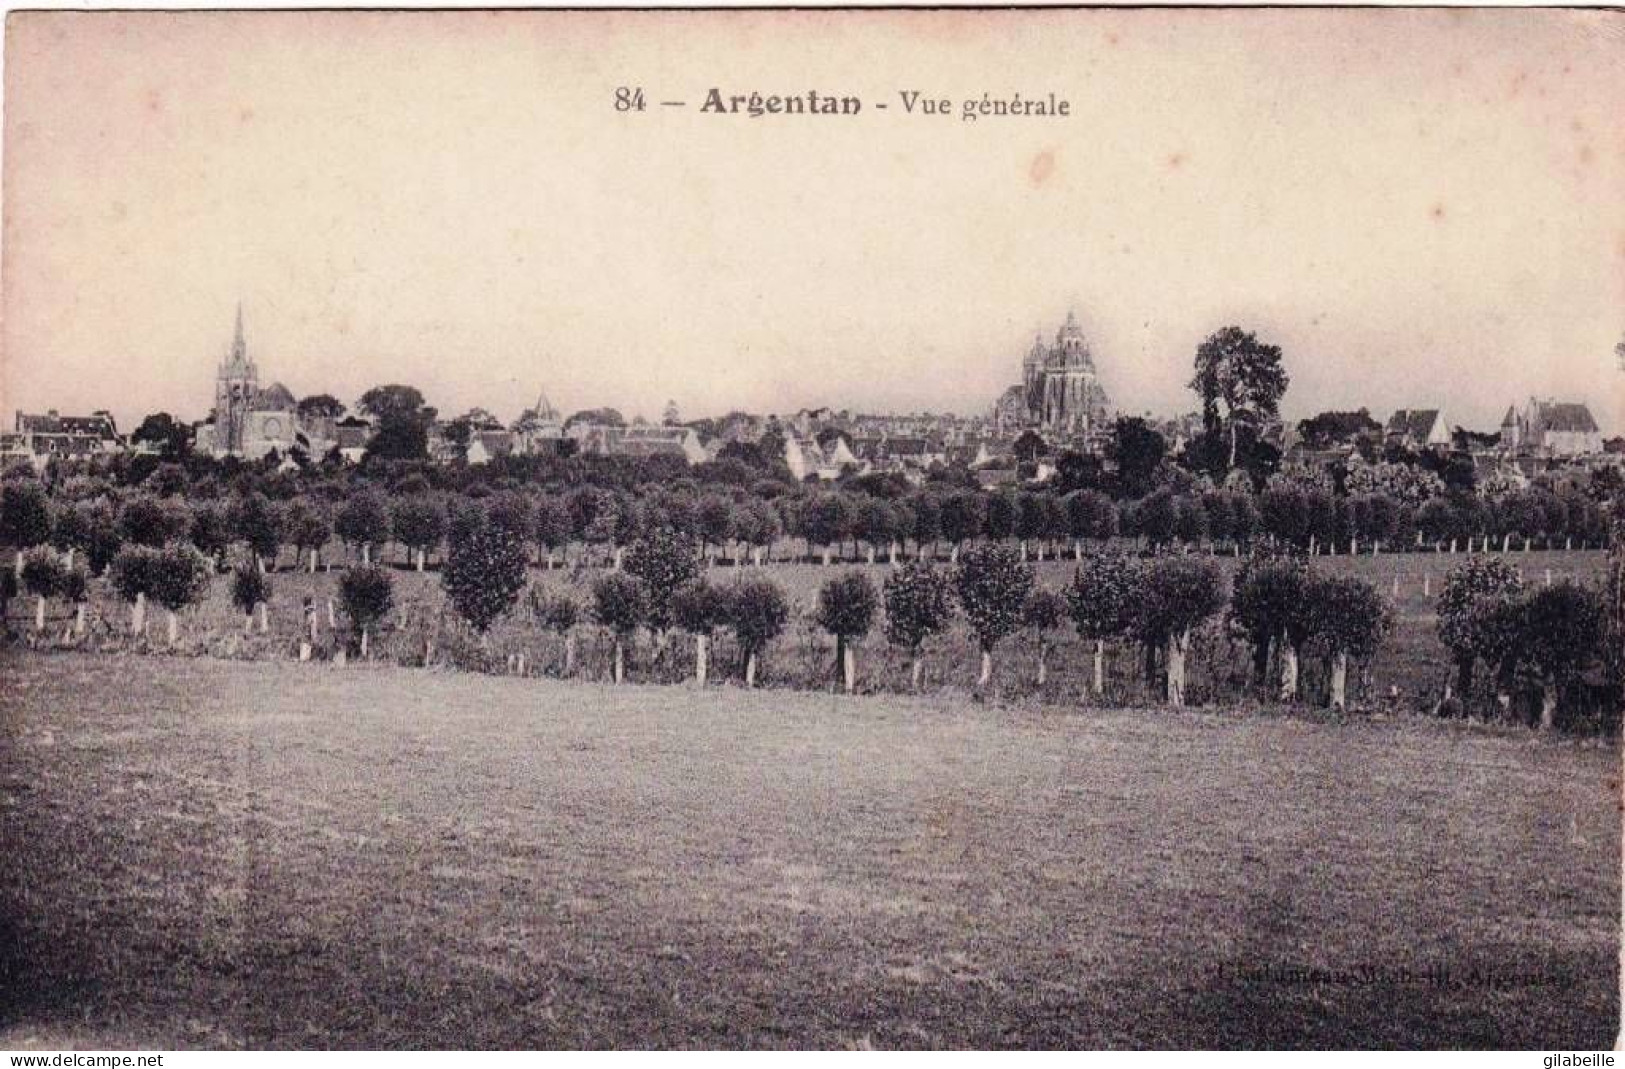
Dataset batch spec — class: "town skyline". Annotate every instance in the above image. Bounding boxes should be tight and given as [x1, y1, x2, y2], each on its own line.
[5, 9, 1623, 434]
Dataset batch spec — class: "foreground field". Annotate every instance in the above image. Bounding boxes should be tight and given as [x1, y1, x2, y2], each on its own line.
[0, 651, 1618, 1048]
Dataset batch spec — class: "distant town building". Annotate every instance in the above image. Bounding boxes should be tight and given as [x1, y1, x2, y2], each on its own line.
[993, 312, 1112, 439]
[1499, 398, 1603, 456]
[1385, 408, 1454, 451]
[195, 306, 302, 460]
[4, 409, 123, 470]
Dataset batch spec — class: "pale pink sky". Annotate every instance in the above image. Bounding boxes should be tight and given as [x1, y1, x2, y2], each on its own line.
[4, 9, 1622, 433]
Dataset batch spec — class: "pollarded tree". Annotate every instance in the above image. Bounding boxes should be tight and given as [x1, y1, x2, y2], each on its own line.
[907, 492, 942, 561]
[1, 480, 52, 576]
[339, 565, 394, 657]
[1021, 588, 1067, 686]
[1521, 581, 1605, 731]
[726, 578, 789, 687]
[1136, 489, 1177, 549]
[232, 493, 284, 572]
[1136, 556, 1225, 707]
[733, 497, 781, 566]
[189, 502, 234, 568]
[694, 493, 737, 563]
[801, 493, 853, 566]
[592, 572, 648, 683]
[49, 500, 91, 570]
[623, 525, 704, 639]
[147, 543, 212, 646]
[19, 547, 63, 632]
[953, 542, 1035, 687]
[118, 494, 188, 549]
[1066, 549, 1144, 697]
[983, 491, 1017, 545]
[1305, 575, 1391, 711]
[534, 589, 582, 675]
[815, 571, 879, 693]
[485, 492, 534, 546]
[59, 566, 89, 637]
[231, 561, 273, 633]
[1229, 555, 1310, 692]
[1436, 556, 1525, 700]
[282, 498, 333, 573]
[335, 490, 392, 565]
[533, 494, 574, 569]
[939, 491, 985, 563]
[852, 497, 899, 565]
[883, 561, 956, 690]
[441, 521, 528, 637]
[111, 545, 161, 636]
[672, 580, 728, 685]
[1014, 493, 1048, 560]
[1063, 489, 1116, 559]
[391, 496, 446, 571]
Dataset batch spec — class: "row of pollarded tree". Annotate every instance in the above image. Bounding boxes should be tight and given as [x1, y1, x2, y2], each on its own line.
[3, 472, 1615, 590]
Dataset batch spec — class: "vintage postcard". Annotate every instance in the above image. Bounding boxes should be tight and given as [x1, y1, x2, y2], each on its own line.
[1, 6, 1621, 1054]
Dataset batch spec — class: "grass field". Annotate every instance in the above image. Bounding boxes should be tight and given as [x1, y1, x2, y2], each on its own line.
[1, 650, 1618, 1048]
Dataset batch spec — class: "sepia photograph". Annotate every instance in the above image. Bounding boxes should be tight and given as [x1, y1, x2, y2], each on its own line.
[0, 5, 1622, 1052]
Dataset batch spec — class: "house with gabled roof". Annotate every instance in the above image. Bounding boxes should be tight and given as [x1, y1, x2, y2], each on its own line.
[1385, 408, 1454, 451]
[1500, 398, 1603, 457]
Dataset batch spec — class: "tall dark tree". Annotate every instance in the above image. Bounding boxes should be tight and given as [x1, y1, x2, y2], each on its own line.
[1190, 326, 1290, 470]
[1105, 418, 1166, 499]
[130, 412, 194, 460]
[358, 384, 435, 463]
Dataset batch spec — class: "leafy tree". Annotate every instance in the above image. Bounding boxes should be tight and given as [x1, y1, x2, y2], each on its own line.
[1521, 582, 1605, 730]
[535, 590, 582, 675]
[938, 491, 986, 559]
[906, 492, 943, 558]
[232, 493, 284, 569]
[733, 498, 781, 565]
[391, 496, 446, 570]
[147, 543, 212, 645]
[1296, 408, 1380, 450]
[335, 490, 392, 564]
[1136, 556, 1225, 707]
[672, 580, 728, 685]
[1136, 488, 1177, 548]
[296, 394, 347, 423]
[953, 542, 1035, 686]
[694, 494, 737, 560]
[441, 522, 528, 635]
[533, 495, 574, 567]
[1437, 557, 1525, 700]
[3, 481, 56, 564]
[815, 571, 878, 692]
[118, 495, 188, 549]
[1230, 555, 1310, 691]
[1021, 588, 1067, 686]
[623, 525, 703, 635]
[1305, 575, 1391, 710]
[230, 562, 272, 631]
[130, 412, 193, 459]
[19, 547, 64, 631]
[983, 491, 1017, 543]
[1063, 489, 1117, 550]
[189, 502, 234, 565]
[852, 497, 900, 563]
[883, 561, 956, 690]
[358, 384, 435, 463]
[726, 578, 789, 687]
[592, 572, 648, 683]
[1190, 326, 1290, 470]
[485, 491, 533, 544]
[282, 498, 333, 571]
[111, 545, 162, 635]
[801, 493, 853, 564]
[1067, 549, 1144, 696]
[1106, 418, 1166, 498]
[339, 565, 394, 656]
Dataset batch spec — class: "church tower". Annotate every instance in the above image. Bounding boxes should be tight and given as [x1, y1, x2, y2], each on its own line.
[214, 303, 259, 455]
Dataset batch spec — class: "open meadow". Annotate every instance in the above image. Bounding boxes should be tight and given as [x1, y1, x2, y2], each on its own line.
[0, 650, 1618, 1048]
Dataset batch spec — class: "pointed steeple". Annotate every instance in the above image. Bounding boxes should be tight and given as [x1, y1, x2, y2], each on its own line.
[231, 301, 247, 362]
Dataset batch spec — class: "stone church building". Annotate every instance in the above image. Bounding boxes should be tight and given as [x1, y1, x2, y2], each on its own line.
[992, 311, 1112, 438]
[196, 307, 301, 460]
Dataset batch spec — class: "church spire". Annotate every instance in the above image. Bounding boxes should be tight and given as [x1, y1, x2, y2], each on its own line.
[231, 302, 247, 363]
